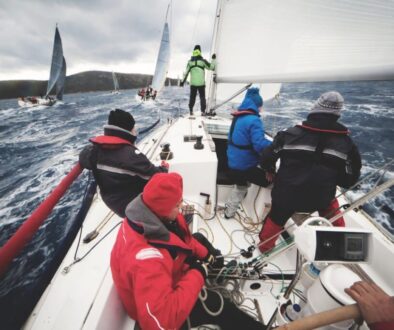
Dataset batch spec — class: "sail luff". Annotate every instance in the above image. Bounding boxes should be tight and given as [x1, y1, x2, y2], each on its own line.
[45, 26, 64, 98]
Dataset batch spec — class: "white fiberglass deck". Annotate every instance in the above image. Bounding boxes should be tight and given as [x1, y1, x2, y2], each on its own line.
[23, 114, 394, 330]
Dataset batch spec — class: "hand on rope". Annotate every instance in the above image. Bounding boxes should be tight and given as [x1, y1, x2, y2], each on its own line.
[160, 160, 169, 169]
[192, 232, 224, 268]
[187, 257, 208, 279]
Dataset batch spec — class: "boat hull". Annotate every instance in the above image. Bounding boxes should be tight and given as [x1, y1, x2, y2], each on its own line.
[18, 97, 57, 108]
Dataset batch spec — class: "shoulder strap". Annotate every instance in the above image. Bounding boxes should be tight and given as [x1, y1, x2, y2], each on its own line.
[228, 116, 254, 150]
[182, 59, 207, 84]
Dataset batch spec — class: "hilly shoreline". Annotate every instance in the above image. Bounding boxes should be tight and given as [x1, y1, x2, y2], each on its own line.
[0, 71, 177, 100]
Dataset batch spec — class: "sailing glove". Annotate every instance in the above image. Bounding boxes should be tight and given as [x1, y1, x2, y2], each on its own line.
[192, 233, 224, 268]
[189, 259, 208, 279]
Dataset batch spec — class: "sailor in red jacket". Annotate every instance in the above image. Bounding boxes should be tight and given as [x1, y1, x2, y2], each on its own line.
[110, 172, 209, 329]
[110, 172, 264, 330]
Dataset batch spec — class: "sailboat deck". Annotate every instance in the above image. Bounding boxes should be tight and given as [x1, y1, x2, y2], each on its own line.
[23, 114, 393, 329]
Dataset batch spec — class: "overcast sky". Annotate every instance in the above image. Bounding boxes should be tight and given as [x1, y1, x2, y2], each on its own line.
[0, 0, 217, 81]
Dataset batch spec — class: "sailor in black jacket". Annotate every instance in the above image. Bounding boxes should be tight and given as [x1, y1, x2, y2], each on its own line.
[79, 109, 168, 217]
[258, 91, 362, 253]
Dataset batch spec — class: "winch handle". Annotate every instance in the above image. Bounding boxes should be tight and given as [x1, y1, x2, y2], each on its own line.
[276, 304, 360, 330]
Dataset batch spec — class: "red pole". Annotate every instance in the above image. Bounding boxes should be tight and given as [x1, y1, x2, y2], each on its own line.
[0, 163, 83, 276]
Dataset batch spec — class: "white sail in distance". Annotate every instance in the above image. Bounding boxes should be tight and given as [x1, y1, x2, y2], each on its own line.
[112, 72, 120, 91]
[45, 26, 66, 99]
[151, 7, 171, 93]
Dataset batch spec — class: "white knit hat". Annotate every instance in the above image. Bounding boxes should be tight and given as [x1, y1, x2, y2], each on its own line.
[311, 91, 344, 117]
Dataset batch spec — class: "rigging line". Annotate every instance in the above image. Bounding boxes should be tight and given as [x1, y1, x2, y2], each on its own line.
[190, 0, 203, 50]
[62, 221, 122, 274]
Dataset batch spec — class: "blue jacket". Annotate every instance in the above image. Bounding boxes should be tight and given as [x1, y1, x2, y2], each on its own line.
[227, 98, 271, 171]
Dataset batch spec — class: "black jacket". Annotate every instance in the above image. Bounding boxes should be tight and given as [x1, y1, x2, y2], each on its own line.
[260, 114, 362, 211]
[79, 125, 167, 217]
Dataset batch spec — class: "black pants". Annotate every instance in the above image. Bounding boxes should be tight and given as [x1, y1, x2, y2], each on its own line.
[181, 289, 264, 330]
[189, 85, 206, 114]
[228, 167, 270, 187]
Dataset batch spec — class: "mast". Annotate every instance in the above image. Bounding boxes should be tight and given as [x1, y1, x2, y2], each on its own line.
[207, 0, 222, 111]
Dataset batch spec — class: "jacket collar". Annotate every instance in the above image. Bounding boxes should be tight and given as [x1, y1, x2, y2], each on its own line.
[125, 195, 191, 251]
[103, 124, 137, 144]
[297, 114, 349, 135]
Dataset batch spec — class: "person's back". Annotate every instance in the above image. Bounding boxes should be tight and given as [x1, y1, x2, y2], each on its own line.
[224, 88, 272, 218]
[227, 88, 271, 171]
[269, 114, 360, 211]
[79, 109, 167, 217]
[258, 91, 362, 252]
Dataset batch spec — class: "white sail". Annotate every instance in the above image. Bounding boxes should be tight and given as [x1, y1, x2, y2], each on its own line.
[214, 0, 394, 84]
[45, 26, 66, 99]
[112, 71, 119, 91]
[151, 19, 170, 93]
[209, 0, 394, 106]
[56, 57, 66, 100]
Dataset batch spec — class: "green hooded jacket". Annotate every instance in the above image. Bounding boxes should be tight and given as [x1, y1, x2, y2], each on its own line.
[183, 49, 216, 87]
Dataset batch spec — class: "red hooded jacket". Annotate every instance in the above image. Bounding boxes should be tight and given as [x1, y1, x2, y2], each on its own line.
[110, 196, 208, 329]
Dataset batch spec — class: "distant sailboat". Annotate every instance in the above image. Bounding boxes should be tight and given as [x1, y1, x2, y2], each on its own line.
[111, 71, 120, 94]
[138, 4, 170, 101]
[18, 25, 66, 107]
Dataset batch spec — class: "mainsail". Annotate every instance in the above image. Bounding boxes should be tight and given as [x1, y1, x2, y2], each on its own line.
[45, 26, 66, 99]
[112, 71, 120, 92]
[209, 0, 394, 106]
[56, 57, 66, 100]
[151, 6, 171, 93]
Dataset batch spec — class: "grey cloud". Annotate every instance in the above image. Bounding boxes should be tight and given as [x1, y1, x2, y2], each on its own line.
[0, 0, 217, 80]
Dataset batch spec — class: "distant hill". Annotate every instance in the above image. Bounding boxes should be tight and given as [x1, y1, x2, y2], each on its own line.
[0, 71, 178, 100]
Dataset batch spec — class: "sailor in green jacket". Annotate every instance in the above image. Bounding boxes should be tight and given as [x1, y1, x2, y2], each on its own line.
[181, 45, 216, 116]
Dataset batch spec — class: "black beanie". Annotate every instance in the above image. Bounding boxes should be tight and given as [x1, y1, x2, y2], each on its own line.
[108, 109, 135, 131]
[194, 45, 201, 51]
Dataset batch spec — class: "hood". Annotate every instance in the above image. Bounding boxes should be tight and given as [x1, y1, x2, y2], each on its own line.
[237, 97, 260, 114]
[192, 49, 201, 57]
[125, 195, 171, 241]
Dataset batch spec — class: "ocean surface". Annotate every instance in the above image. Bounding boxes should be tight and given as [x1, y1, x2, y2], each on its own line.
[0, 82, 393, 328]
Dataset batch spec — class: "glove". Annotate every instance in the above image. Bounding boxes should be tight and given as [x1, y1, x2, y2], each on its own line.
[160, 160, 169, 169]
[189, 259, 208, 279]
[180, 81, 184, 87]
[192, 233, 224, 268]
[211, 53, 216, 60]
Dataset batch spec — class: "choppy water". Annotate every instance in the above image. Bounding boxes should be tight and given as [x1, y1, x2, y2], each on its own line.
[0, 82, 393, 328]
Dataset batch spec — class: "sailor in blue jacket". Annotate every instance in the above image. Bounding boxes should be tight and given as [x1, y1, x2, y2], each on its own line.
[224, 88, 272, 218]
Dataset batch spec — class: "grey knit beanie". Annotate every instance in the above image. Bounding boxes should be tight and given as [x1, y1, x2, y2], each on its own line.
[311, 91, 344, 117]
